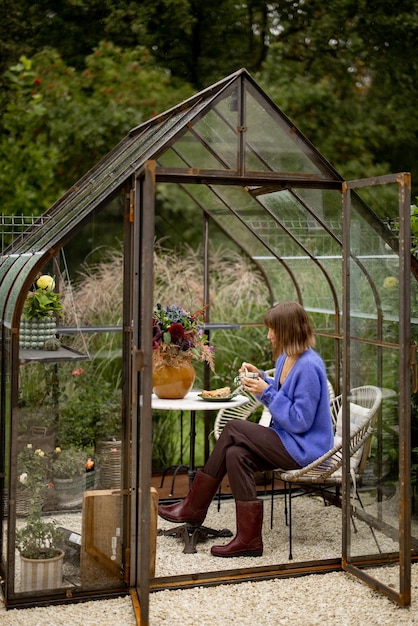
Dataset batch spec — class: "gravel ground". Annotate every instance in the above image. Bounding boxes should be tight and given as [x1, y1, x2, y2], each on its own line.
[1, 493, 417, 625]
[154, 493, 400, 575]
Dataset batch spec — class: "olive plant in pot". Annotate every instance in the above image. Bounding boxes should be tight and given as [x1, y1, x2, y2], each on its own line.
[19, 274, 63, 350]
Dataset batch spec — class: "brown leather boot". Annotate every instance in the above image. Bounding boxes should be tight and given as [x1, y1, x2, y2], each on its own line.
[211, 499, 263, 557]
[158, 470, 220, 524]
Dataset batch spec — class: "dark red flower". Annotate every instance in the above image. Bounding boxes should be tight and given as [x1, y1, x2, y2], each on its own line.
[168, 323, 185, 342]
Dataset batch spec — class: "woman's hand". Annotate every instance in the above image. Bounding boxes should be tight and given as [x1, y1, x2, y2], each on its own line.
[241, 374, 268, 396]
[237, 362, 267, 394]
[239, 362, 260, 376]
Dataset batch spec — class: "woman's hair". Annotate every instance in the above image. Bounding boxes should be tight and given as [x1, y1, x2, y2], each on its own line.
[264, 301, 315, 359]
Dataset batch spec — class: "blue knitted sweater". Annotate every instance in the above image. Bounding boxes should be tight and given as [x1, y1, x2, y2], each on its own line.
[258, 348, 333, 466]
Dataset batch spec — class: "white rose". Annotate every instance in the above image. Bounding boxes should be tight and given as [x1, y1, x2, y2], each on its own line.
[19, 473, 28, 484]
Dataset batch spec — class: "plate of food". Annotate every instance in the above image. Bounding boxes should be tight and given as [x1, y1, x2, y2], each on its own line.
[198, 387, 236, 402]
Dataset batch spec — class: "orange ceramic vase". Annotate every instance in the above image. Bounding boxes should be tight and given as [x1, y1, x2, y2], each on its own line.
[152, 358, 196, 399]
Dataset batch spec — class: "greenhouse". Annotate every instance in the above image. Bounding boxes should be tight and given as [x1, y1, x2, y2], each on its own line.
[0, 69, 415, 624]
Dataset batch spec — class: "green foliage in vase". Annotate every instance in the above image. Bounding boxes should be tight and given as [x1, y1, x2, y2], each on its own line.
[22, 288, 63, 319]
[152, 303, 214, 370]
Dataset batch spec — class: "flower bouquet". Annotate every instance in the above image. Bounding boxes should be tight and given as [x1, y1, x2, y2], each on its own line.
[152, 304, 215, 398]
[152, 303, 214, 369]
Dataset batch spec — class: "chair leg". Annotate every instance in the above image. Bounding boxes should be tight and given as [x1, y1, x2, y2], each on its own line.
[288, 481, 293, 560]
[169, 464, 189, 497]
[355, 490, 382, 554]
[284, 481, 288, 526]
[270, 471, 275, 529]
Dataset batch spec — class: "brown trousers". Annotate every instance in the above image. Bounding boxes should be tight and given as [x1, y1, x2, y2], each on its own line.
[204, 420, 300, 501]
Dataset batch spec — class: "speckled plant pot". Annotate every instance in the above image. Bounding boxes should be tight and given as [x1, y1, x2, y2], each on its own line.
[19, 317, 57, 350]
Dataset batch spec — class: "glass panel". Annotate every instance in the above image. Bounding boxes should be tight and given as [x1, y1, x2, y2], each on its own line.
[0, 327, 11, 586]
[3, 201, 127, 602]
[153, 179, 345, 579]
[245, 83, 335, 177]
[158, 97, 240, 172]
[178, 183, 345, 323]
[183, 183, 301, 306]
[344, 178, 411, 599]
[162, 126, 234, 170]
[8, 347, 124, 598]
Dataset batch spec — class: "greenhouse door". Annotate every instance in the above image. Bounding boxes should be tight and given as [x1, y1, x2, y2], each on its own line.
[342, 173, 412, 605]
[130, 163, 155, 625]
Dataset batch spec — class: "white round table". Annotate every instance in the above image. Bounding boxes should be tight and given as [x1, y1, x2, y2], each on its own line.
[151, 389, 250, 412]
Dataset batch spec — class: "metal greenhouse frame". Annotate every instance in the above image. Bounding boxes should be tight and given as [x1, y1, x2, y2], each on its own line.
[0, 69, 415, 623]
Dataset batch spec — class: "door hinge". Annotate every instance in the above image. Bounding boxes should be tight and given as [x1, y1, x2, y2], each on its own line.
[133, 348, 144, 372]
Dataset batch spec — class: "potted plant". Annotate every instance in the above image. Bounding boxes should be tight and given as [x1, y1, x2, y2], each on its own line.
[20, 274, 63, 350]
[16, 514, 65, 592]
[152, 303, 214, 398]
[16, 444, 65, 591]
[51, 446, 88, 509]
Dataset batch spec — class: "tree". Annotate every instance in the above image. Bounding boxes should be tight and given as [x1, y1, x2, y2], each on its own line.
[0, 43, 193, 215]
[1, 0, 418, 213]
[103, 0, 271, 87]
[256, 0, 418, 190]
[0, 1, 271, 90]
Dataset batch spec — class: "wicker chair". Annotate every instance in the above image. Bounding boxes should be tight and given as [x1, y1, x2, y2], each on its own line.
[276, 385, 382, 559]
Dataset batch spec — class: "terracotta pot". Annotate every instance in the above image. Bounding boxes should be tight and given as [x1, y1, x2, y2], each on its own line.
[152, 358, 196, 399]
[20, 549, 64, 592]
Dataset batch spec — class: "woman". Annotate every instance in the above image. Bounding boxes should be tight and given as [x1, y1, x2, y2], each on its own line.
[158, 301, 334, 557]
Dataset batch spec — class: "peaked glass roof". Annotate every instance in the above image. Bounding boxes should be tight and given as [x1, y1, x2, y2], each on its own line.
[1, 68, 346, 328]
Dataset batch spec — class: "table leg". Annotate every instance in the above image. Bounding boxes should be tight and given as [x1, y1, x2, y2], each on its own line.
[188, 410, 197, 486]
[158, 411, 188, 496]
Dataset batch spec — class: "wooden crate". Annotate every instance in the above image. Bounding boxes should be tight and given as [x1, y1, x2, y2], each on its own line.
[81, 488, 158, 586]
